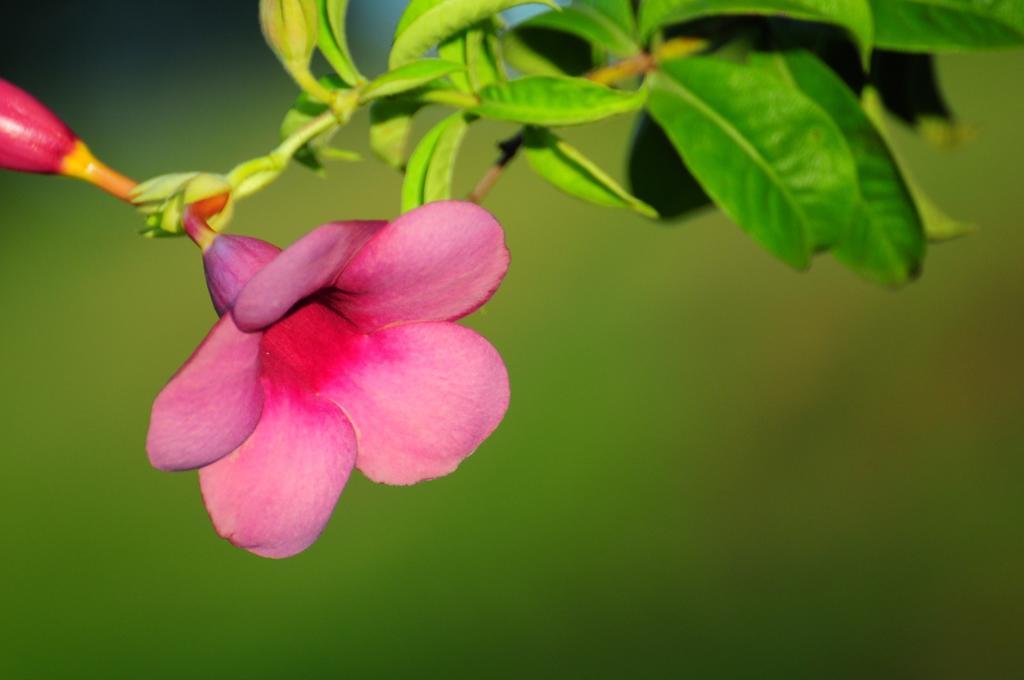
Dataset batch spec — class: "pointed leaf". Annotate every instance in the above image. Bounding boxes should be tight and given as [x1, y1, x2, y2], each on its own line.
[440, 19, 507, 93]
[439, 31, 474, 92]
[401, 113, 472, 211]
[467, 20, 508, 90]
[627, 114, 710, 220]
[523, 5, 640, 57]
[861, 87, 974, 242]
[474, 76, 646, 126]
[524, 126, 658, 217]
[869, 0, 1024, 51]
[390, 0, 559, 68]
[639, 0, 875, 64]
[317, 0, 363, 84]
[362, 59, 466, 101]
[502, 25, 599, 76]
[753, 49, 924, 285]
[648, 57, 859, 269]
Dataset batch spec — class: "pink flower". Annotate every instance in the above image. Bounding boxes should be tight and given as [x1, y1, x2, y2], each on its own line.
[0, 78, 135, 199]
[147, 201, 511, 558]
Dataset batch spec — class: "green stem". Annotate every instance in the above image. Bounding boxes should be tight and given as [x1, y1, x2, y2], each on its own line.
[228, 109, 342, 198]
[288, 64, 338, 105]
[274, 110, 340, 159]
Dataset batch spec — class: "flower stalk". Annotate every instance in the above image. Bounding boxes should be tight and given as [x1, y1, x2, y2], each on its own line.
[60, 141, 137, 202]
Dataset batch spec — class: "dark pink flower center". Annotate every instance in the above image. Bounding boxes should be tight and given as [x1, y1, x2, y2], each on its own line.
[259, 301, 380, 396]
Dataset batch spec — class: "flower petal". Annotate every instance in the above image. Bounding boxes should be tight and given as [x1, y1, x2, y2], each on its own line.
[335, 202, 510, 332]
[321, 321, 510, 485]
[147, 316, 264, 472]
[199, 377, 357, 559]
[203, 235, 280, 316]
[232, 221, 386, 332]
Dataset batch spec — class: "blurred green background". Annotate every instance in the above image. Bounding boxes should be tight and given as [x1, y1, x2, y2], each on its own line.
[2, 2, 1023, 678]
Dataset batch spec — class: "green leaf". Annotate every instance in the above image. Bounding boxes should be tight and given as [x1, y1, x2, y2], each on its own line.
[523, 126, 658, 217]
[316, 0, 364, 84]
[502, 25, 599, 76]
[869, 0, 1024, 51]
[578, 0, 638, 36]
[627, 114, 710, 221]
[467, 20, 508, 90]
[438, 31, 474, 92]
[369, 100, 423, 170]
[862, 87, 974, 242]
[390, 0, 559, 68]
[647, 57, 859, 269]
[753, 48, 924, 285]
[401, 113, 472, 211]
[639, 0, 875, 64]
[361, 59, 466, 101]
[440, 19, 507, 93]
[911, 182, 976, 241]
[474, 76, 646, 126]
[522, 5, 640, 57]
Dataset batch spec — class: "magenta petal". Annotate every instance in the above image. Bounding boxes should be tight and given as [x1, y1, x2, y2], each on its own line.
[199, 378, 357, 559]
[232, 221, 386, 332]
[203, 235, 280, 316]
[334, 201, 509, 332]
[321, 321, 510, 486]
[147, 316, 264, 472]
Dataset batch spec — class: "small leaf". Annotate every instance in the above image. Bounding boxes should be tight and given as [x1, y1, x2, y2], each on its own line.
[627, 114, 710, 221]
[390, 0, 559, 68]
[361, 59, 466, 101]
[869, 0, 1024, 51]
[523, 126, 658, 217]
[502, 25, 598, 76]
[467, 19, 507, 90]
[648, 57, 860, 269]
[474, 76, 646, 126]
[317, 0, 363, 84]
[401, 113, 472, 211]
[369, 100, 423, 170]
[440, 19, 507, 93]
[438, 31, 474, 92]
[639, 0, 875, 65]
[752, 48, 925, 285]
[132, 172, 200, 206]
[862, 87, 974, 242]
[522, 5, 640, 57]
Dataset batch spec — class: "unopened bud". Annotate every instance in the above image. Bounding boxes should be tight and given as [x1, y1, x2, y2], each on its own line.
[1, 78, 78, 174]
[0, 78, 136, 200]
[260, 0, 319, 69]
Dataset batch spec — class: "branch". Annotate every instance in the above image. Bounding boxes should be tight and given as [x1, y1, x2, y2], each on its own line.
[468, 133, 524, 205]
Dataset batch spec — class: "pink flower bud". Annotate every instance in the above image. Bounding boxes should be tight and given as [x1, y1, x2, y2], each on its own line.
[0, 78, 136, 200]
[0, 78, 77, 174]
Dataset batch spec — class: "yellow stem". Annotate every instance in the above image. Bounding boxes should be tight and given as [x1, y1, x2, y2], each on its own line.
[60, 141, 137, 202]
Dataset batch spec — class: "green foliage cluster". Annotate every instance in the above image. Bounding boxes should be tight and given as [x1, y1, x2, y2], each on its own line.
[277, 0, 1024, 286]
